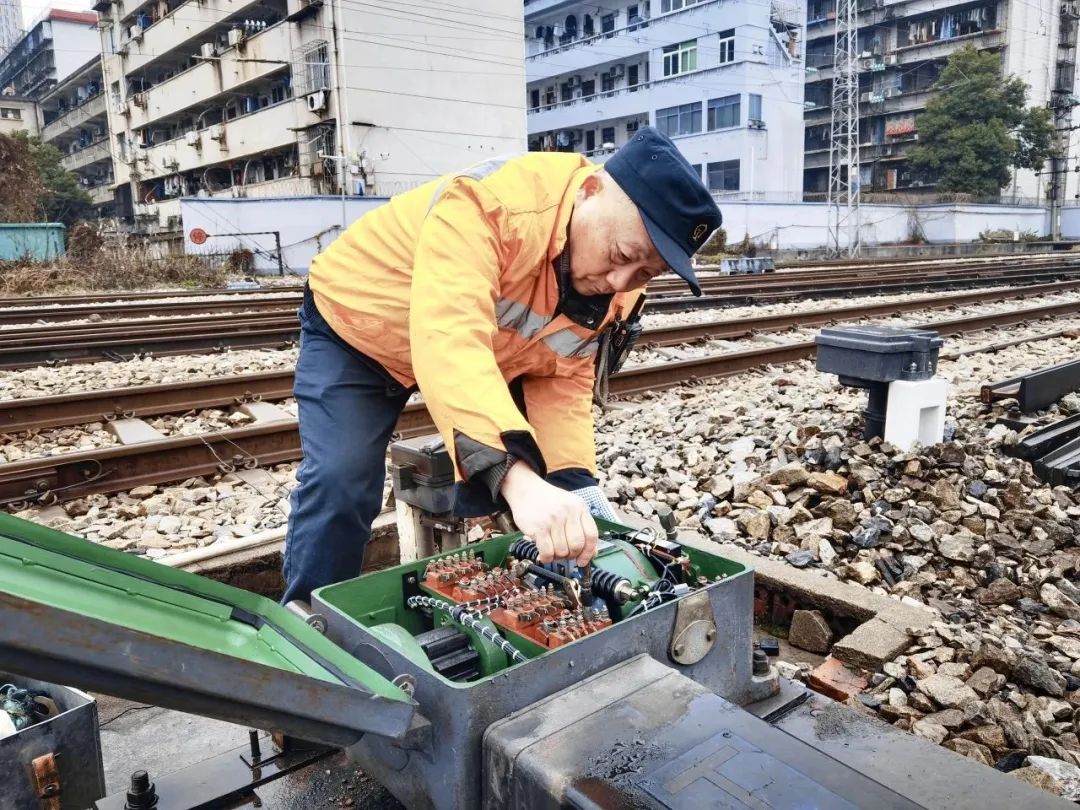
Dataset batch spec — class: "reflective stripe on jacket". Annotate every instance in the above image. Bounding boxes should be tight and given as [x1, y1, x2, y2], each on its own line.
[308, 152, 639, 483]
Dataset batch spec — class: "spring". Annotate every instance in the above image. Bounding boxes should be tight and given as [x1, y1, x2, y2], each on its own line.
[509, 538, 540, 562]
[589, 568, 631, 603]
[406, 596, 527, 664]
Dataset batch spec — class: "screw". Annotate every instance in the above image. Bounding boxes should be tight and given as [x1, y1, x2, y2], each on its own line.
[706, 628, 716, 642]
[125, 770, 158, 809]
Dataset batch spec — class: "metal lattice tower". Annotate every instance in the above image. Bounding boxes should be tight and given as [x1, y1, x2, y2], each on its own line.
[826, 0, 861, 257]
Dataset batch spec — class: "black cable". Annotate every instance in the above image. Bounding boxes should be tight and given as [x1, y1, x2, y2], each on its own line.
[99, 704, 155, 728]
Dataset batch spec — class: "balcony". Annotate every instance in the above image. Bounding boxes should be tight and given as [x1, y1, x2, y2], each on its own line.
[135, 100, 297, 180]
[88, 184, 116, 205]
[128, 22, 289, 129]
[525, 2, 718, 82]
[528, 83, 651, 132]
[120, 0, 265, 77]
[62, 138, 112, 172]
[894, 28, 1005, 63]
[41, 92, 108, 143]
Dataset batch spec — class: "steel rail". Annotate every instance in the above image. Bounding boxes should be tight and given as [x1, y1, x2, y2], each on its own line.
[3, 297, 1080, 504]
[5, 279, 1080, 433]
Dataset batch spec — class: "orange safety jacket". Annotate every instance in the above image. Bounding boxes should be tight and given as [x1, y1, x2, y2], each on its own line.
[308, 152, 643, 491]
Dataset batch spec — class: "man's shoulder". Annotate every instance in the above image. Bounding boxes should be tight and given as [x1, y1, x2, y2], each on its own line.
[478, 152, 592, 213]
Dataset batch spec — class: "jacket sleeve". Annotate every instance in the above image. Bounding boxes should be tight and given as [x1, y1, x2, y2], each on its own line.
[521, 358, 598, 476]
[410, 177, 546, 486]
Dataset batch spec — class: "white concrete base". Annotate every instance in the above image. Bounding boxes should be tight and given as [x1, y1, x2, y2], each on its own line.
[884, 378, 948, 451]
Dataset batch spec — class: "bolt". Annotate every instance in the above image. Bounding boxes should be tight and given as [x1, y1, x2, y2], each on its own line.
[125, 770, 158, 809]
[248, 730, 261, 761]
[752, 649, 769, 675]
[706, 628, 716, 642]
[674, 644, 685, 657]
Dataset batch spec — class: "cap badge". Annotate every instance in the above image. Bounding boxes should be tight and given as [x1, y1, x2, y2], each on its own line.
[692, 223, 708, 242]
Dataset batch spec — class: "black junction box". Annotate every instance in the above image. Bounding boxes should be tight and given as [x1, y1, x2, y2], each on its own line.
[390, 434, 456, 515]
[816, 325, 943, 384]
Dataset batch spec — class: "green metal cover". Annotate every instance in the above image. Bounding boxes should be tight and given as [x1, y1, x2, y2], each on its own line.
[0, 513, 414, 744]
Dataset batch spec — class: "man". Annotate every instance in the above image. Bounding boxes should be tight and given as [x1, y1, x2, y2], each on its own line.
[282, 127, 722, 604]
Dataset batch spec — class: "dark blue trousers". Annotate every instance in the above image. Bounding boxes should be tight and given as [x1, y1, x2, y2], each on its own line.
[282, 287, 598, 604]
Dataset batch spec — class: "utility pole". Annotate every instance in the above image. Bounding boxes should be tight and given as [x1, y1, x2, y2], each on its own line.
[1050, 3, 1080, 241]
[827, 0, 861, 257]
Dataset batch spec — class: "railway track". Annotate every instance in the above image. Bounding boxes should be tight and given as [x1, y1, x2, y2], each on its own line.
[6, 253, 1079, 323]
[6, 278, 1080, 436]
[4, 294, 1080, 506]
[6, 263, 1080, 368]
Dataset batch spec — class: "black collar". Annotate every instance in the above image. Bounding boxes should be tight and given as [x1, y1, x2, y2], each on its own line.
[554, 247, 612, 331]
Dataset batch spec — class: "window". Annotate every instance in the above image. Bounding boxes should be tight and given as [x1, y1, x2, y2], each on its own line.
[656, 102, 702, 136]
[661, 0, 707, 11]
[601, 72, 615, 92]
[748, 94, 763, 125]
[583, 14, 595, 36]
[718, 29, 735, 63]
[690, 163, 703, 180]
[628, 64, 640, 89]
[628, 3, 647, 29]
[530, 88, 540, 109]
[707, 160, 740, 191]
[295, 40, 329, 95]
[662, 40, 697, 76]
[544, 86, 556, 106]
[581, 79, 595, 97]
[560, 82, 573, 102]
[602, 13, 615, 37]
[586, 130, 596, 151]
[601, 126, 616, 145]
[0, 107, 20, 119]
[707, 95, 740, 129]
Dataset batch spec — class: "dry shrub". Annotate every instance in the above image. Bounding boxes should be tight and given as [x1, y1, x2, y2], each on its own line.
[0, 234, 230, 295]
[0, 133, 45, 222]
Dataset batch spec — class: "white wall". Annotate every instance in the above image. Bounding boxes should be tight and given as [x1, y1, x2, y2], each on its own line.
[183, 195, 1054, 272]
[338, 0, 526, 198]
[718, 201, 1049, 249]
[52, 20, 102, 84]
[180, 195, 389, 273]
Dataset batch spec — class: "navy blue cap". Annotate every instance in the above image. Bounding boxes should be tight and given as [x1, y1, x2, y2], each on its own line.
[604, 126, 722, 296]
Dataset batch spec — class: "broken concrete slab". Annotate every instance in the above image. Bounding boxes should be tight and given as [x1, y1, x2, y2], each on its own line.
[237, 401, 293, 424]
[105, 418, 166, 445]
[789, 609, 834, 654]
[832, 617, 913, 671]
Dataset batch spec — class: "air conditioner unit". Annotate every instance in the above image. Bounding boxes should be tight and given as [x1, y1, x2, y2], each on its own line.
[748, 118, 766, 129]
[200, 42, 215, 59]
[185, 130, 200, 147]
[162, 156, 179, 170]
[861, 58, 873, 69]
[612, 64, 625, 78]
[134, 147, 148, 162]
[117, 40, 129, 55]
[884, 54, 898, 65]
[227, 28, 244, 47]
[859, 91, 871, 102]
[208, 124, 225, 141]
[130, 25, 143, 42]
[132, 92, 146, 108]
[307, 89, 328, 113]
[884, 87, 900, 98]
[112, 99, 128, 116]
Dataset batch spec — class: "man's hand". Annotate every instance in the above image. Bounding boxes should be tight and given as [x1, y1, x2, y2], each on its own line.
[500, 460, 598, 566]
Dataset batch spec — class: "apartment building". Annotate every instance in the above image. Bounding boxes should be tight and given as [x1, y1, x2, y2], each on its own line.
[94, 0, 525, 232]
[0, 0, 22, 57]
[0, 96, 38, 136]
[524, 0, 807, 200]
[0, 10, 100, 100]
[802, 0, 1078, 200]
[37, 57, 119, 218]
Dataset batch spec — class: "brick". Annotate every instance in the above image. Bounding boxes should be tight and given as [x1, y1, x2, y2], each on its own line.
[809, 656, 870, 702]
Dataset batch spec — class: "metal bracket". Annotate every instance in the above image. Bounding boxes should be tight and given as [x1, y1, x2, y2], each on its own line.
[32, 752, 61, 810]
[669, 590, 716, 666]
